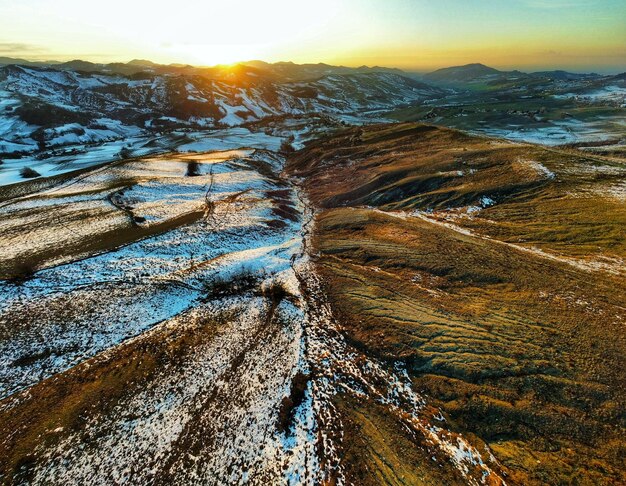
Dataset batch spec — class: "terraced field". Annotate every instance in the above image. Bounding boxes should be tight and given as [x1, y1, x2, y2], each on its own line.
[288, 123, 626, 485]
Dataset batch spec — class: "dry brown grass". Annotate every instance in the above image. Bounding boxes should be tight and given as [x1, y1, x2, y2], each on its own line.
[332, 394, 476, 486]
[289, 122, 626, 262]
[0, 307, 231, 483]
[288, 122, 626, 485]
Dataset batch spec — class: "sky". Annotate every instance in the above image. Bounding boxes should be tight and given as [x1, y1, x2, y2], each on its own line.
[0, 0, 624, 73]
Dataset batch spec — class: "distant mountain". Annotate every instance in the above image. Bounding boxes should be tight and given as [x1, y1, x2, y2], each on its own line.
[127, 59, 161, 67]
[239, 60, 407, 82]
[530, 70, 599, 81]
[423, 63, 504, 83]
[0, 57, 153, 76]
[0, 63, 446, 155]
[0, 56, 416, 84]
[56, 59, 154, 76]
[0, 57, 59, 67]
[0, 56, 35, 66]
[56, 59, 103, 72]
[422, 63, 616, 87]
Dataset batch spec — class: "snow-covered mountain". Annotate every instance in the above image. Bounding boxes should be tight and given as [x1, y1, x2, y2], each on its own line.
[0, 63, 445, 156]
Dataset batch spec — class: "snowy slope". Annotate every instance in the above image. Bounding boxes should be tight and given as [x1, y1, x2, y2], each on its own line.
[0, 64, 444, 157]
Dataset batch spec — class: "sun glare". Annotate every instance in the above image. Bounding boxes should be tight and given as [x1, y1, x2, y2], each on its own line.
[0, 0, 624, 70]
[100, 0, 348, 66]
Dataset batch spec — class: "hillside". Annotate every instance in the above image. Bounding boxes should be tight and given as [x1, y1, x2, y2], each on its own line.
[287, 123, 626, 484]
[422, 63, 601, 85]
[423, 63, 504, 83]
[0, 62, 445, 185]
[0, 121, 624, 484]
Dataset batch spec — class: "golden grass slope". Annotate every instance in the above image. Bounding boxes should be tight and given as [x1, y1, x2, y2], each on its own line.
[288, 122, 626, 485]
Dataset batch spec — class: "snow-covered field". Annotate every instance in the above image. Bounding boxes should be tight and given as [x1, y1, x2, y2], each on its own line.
[176, 127, 284, 152]
[479, 117, 624, 146]
[0, 150, 297, 394]
[0, 144, 502, 484]
[0, 148, 319, 483]
[554, 85, 626, 107]
[0, 128, 286, 187]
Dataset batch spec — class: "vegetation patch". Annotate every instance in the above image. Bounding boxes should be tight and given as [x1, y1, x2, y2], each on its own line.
[277, 371, 309, 433]
[19, 167, 41, 179]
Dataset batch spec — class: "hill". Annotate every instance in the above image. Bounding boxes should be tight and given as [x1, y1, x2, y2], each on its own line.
[423, 62, 504, 83]
[0, 120, 624, 484]
[287, 122, 626, 484]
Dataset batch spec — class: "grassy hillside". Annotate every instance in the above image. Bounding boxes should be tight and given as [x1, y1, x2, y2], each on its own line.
[288, 123, 626, 484]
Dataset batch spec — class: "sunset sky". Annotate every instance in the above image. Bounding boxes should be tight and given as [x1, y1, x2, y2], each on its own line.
[1, 0, 624, 73]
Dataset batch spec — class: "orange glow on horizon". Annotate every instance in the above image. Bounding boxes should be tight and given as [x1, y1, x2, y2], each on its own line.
[1, 0, 624, 73]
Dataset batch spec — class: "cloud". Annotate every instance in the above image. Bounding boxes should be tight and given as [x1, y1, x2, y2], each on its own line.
[0, 42, 47, 54]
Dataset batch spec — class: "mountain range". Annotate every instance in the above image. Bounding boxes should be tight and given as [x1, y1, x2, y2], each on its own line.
[0, 62, 443, 157]
[1, 56, 619, 82]
[0, 58, 624, 186]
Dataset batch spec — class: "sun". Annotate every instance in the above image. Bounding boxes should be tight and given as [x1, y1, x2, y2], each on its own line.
[170, 43, 266, 67]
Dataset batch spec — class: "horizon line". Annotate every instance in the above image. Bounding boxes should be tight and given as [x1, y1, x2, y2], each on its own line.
[1, 55, 624, 76]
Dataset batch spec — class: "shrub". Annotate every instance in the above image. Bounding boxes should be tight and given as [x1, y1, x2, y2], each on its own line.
[119, 147, 132, 159]
[186, 161, 201, 177]
[69, 126, 86, 136]
[168, 99, 222, 121]
[15, 102, 90, 127]
[7, 262, 37, 284]
[19, 167, 41, 179]
[204, 269, 263, 298]
[291, 87, 318, 99]
[31, 127, 46, 151]
[263, 280, 291, 304]
[280, 135, 296, 154]
[278, 372, 310, 432]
